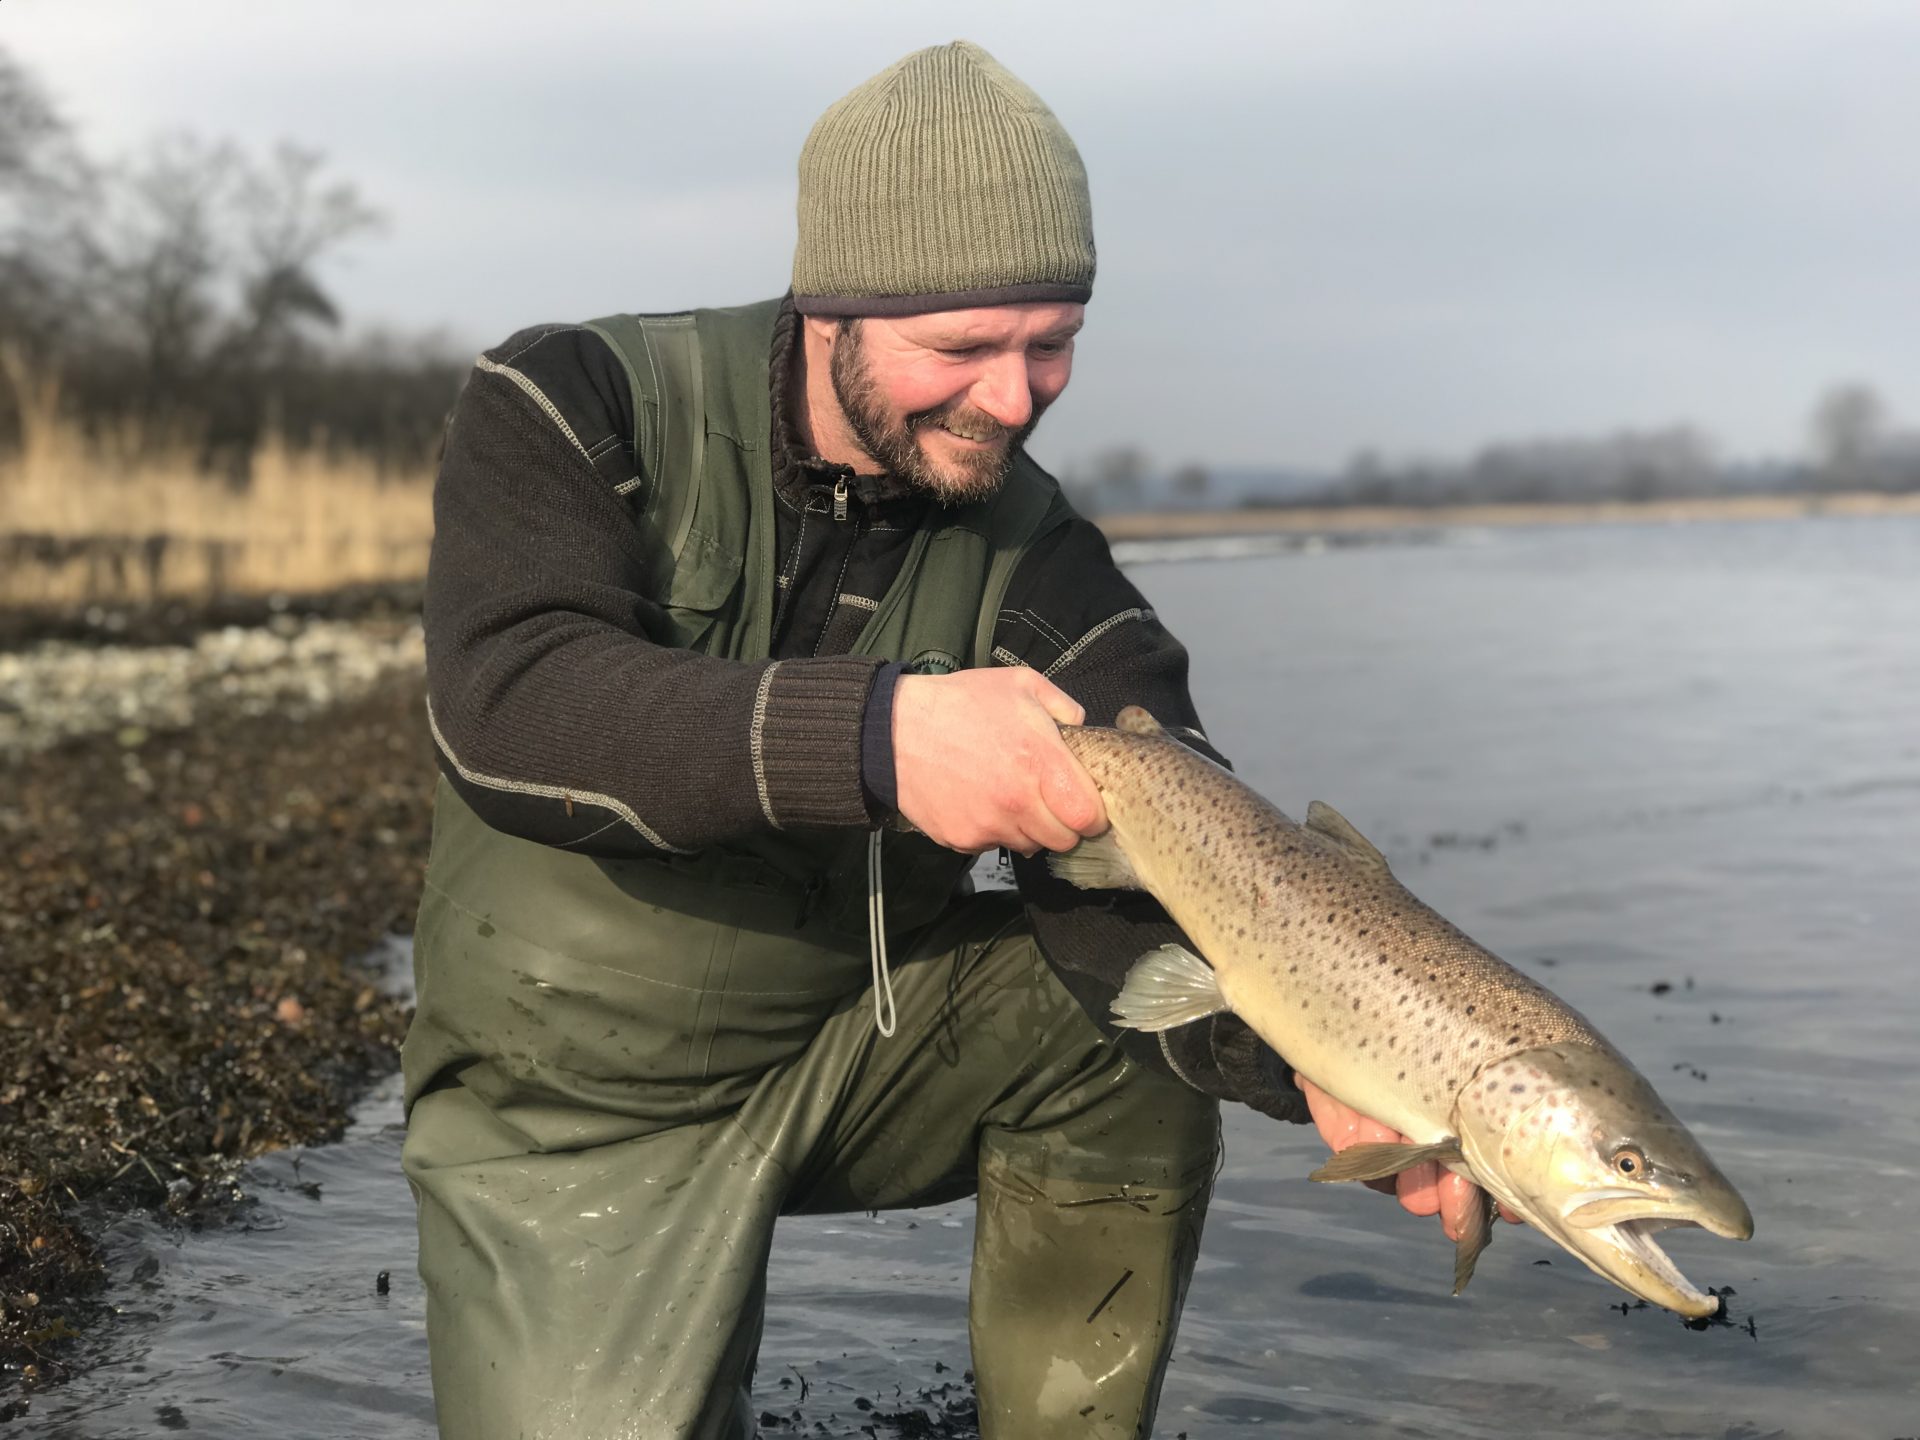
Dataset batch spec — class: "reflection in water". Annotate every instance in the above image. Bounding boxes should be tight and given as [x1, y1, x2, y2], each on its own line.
[35, 517, 1920, 1437]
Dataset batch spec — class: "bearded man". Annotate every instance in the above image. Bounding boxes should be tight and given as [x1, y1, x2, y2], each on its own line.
[402, 39, 1489, 1440]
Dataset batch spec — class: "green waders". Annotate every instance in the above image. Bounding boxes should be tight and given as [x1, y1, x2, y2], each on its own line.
[402, 300, 1220, 1438]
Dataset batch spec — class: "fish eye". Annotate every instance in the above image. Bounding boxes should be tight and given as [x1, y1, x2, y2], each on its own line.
[1611, 1145, 1649, 1178]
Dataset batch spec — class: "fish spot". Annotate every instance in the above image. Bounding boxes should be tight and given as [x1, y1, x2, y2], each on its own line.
[1510, 1083, 1527, 1094]
[1397, 1070, 1407, 1081]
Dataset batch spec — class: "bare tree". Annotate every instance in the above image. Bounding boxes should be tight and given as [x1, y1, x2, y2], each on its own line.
[1810, 383, 1886, 489]
[230, 145, 381, 362]
[91, 135, 245, 429]
[1091, 445, 1150, 514]
[1171, 462, 1210, 506]
[0, 46, 102, 424]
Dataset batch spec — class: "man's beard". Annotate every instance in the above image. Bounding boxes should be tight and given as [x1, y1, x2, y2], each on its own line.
[829, 321, 1045, 505]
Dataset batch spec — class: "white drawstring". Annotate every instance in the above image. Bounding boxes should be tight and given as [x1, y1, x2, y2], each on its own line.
[867, 828, 897, 1037]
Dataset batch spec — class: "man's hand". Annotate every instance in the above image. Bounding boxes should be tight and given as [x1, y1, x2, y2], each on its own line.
[893, 669, 1107, 855]
[1295, 1072, 1523, 1241]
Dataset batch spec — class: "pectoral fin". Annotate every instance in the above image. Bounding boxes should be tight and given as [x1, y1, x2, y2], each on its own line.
[1452, 1185, 1494, 1295]
[1046, 832, 1139, 891]
[1308, 1138, 1464, 1184]
[1110, 944, 1229, 1031]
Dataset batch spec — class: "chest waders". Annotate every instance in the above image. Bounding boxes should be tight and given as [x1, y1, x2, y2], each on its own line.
[401, 299, 1221, 1440]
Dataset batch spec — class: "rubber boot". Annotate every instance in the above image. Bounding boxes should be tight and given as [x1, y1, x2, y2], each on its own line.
[968, 1146, 1215, 1439]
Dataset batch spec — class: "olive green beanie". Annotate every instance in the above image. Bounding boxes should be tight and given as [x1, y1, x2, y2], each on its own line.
[791, 40, 1095, 316]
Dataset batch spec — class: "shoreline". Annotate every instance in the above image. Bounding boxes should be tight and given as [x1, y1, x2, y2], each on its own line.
[0, 663, 435, 1396]
[1092, 487, 1920, 542]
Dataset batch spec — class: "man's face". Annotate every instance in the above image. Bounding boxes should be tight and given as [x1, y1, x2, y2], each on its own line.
[828, 301, 1083, 503]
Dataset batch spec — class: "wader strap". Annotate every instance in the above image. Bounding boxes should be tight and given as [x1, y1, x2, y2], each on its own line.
[581, 313, 707, 564]
[973, 475, 1069, 668]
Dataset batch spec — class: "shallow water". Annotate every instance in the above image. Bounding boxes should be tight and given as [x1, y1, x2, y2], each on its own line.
[33, 516, 1920, 1438]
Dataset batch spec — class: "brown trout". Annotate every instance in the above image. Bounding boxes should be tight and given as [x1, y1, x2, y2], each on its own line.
[1049, 707, 1753, 1317]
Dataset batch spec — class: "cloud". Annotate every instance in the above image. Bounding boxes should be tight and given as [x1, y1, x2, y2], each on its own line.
[7, 0, 1918, 466]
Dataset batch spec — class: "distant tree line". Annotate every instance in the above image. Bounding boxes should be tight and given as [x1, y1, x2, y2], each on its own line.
[1063, 381, 1920, 516]
[1302, 385, 1920, 510]
[0, 47, 464, 475]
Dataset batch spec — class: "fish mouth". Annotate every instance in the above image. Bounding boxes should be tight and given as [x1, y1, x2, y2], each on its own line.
[1555, 1202, 1740, 1318]
[1602, 1217, 1719, 1317]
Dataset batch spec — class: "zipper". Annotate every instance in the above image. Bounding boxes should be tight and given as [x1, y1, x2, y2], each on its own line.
[832, 475, 849, 522]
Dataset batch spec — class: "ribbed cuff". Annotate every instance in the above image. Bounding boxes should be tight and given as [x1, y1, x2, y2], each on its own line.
[754, 656, 889, 828]
[860, 662, 907, 820]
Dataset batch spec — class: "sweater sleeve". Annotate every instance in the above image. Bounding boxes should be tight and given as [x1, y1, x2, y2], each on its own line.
[1000, 515, 1309, 1125]
[423, 328, 883, 855]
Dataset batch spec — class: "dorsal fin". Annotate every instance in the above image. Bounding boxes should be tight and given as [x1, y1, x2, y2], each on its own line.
[1115, 706, 1166, 737]
[1305, 800, 1391, 873]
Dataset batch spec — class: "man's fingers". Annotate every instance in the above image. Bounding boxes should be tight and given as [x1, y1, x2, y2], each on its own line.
[1396, 1161, 1443, 1221]
[1438, 1172, 1487, 1243]
[1021, 808, 1084, 856]
[1295, 1071, 1527, 1238]
[1038, 754, 1106, 838]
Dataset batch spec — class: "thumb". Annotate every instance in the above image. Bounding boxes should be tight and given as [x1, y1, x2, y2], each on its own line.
[1028, 675, 1085, 728]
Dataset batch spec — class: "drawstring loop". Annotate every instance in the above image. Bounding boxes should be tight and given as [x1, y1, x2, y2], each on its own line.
[867, 829, 897, 1037]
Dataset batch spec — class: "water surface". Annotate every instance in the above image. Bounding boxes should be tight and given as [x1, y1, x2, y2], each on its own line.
[35, 516, 1920, 1438]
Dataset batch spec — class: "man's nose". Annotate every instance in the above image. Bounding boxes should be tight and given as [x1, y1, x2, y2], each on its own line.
[968, 352, 1035, 430]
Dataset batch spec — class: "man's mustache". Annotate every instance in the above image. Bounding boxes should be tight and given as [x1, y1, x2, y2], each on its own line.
[908, 403, 1022, 445]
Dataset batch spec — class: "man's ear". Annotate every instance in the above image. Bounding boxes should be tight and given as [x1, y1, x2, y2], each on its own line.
[803, 314, 858, 348]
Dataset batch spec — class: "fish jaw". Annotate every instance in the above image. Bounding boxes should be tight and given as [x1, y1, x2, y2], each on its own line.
[1455, 1044, 1753, 1318]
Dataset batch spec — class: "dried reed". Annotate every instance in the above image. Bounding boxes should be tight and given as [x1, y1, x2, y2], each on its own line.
[0, 392, 435, 609]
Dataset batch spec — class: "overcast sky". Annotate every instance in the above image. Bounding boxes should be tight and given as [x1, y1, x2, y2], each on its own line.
[6, 0, 1916, 475]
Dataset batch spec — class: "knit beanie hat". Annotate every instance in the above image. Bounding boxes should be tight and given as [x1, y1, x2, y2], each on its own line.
[791, 40, 1095, 316]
